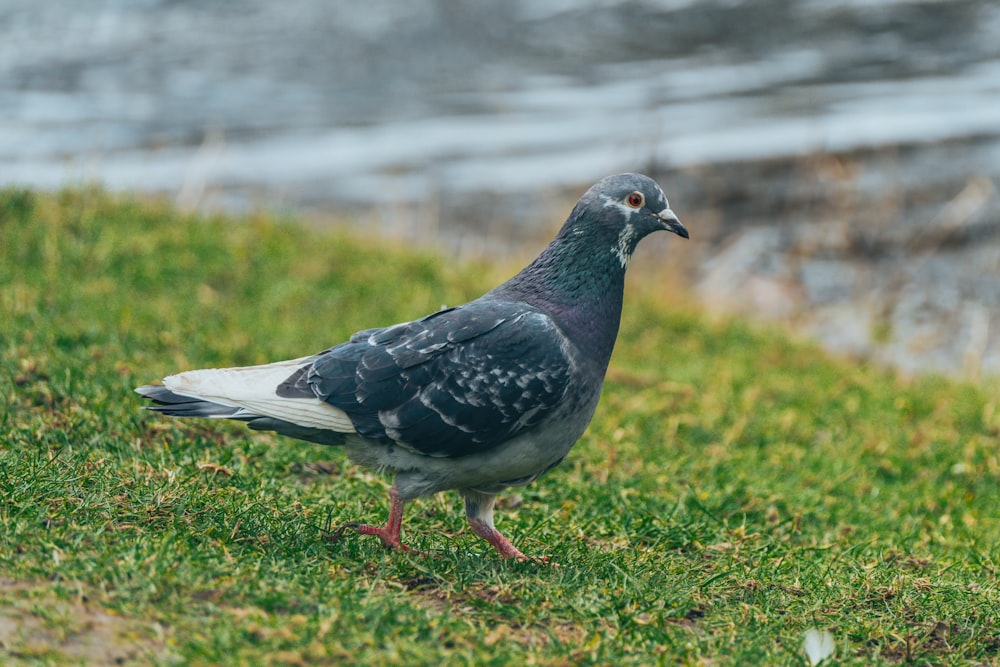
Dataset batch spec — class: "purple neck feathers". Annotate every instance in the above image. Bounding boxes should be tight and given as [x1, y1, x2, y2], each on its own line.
[491, 222, 629, 368]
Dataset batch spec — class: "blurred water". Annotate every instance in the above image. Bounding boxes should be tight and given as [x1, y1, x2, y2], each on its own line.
[3, 0, 998, 214]
[3, 0, 1000, 375]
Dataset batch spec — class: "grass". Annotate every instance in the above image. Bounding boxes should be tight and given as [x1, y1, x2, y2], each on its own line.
[1, 186, 998, 665]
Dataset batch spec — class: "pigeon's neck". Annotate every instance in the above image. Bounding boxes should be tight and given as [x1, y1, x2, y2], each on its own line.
[493, 225, 629, 368]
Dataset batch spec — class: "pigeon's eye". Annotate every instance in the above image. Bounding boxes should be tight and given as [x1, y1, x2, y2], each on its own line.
[626, 192, 644, 208]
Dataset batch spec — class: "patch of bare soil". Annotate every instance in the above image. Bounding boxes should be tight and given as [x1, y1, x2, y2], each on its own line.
[0, 580, 176, 665]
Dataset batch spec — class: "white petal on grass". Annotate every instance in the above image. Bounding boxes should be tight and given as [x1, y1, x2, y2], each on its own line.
[803, 629, 835, 665]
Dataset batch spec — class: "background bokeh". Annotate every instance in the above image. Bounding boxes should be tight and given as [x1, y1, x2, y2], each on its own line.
[4, 0, 999, 374]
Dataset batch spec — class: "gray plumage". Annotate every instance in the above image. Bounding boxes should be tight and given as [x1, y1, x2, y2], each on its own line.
[136, 173, 688, 559]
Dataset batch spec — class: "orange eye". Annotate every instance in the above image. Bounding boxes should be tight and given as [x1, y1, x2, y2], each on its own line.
[626, 192, 644, 208]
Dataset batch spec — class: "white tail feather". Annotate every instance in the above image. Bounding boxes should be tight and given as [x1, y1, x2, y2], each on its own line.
[163, 357, 356, 433]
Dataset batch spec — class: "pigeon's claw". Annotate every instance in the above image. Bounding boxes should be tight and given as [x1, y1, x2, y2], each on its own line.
[467, 516, 528, 560]
[354, 522, 406, 550]
[466, 520, 555, 565]
[333, 483, 427, 555]
[461, 489, 553, 563]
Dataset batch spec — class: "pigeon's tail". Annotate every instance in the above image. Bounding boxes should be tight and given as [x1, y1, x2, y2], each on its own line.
[135, 357, 356, 446]
[135, 384, 244, 418]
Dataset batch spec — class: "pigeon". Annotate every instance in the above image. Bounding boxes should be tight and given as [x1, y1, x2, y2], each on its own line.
[136, 173, 688, 560]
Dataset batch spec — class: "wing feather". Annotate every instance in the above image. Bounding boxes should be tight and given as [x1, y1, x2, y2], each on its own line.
[300, 301, 574, 457]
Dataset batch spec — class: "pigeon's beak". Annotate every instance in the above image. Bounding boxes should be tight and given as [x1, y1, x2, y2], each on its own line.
[657, 208, 689, 239]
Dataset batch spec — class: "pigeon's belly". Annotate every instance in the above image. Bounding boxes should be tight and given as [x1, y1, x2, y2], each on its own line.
[344, 385, 601, 500]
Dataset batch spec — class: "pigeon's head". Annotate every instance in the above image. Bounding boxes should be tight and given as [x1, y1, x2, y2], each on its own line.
[566, 173, 688, 269]
[584, 173, 688, 240]
[497, 173, 686, 354]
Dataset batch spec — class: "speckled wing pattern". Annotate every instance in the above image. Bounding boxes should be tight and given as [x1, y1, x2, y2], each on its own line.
[277, 301, 574, 458]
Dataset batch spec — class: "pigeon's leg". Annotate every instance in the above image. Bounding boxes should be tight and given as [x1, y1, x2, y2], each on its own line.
[462, 490, 528, 560]
[354, 482, 411, 552]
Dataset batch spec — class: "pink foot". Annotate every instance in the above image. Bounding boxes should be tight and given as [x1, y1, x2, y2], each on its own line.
[463, 491, 553, 564]
[467, 516, 529, 560]
[353, 522, 410, 551]
[330, 483, 426, 555]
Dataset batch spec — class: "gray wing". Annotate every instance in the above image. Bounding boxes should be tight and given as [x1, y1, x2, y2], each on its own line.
[277, 301, 574, 458]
